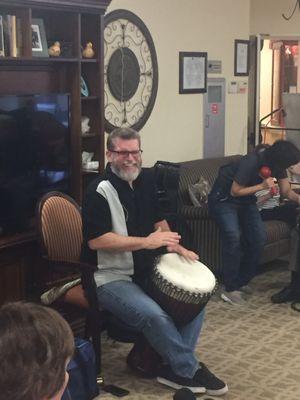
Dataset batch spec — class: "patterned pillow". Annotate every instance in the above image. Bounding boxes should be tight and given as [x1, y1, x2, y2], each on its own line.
[188, 176, 211, 207]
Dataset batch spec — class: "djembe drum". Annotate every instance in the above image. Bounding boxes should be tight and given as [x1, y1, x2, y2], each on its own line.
[148, 253, 217, 325]
[127, 253, 217, 377]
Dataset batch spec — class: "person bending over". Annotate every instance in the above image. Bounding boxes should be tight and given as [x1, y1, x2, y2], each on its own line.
[0, 301, 74, 400]
[256, 173, 300, 304]
[81, 127, 228, 396]
[208, 140, 300, 305]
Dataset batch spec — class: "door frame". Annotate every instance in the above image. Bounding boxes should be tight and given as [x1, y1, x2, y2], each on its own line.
[249, 34, 300, 150]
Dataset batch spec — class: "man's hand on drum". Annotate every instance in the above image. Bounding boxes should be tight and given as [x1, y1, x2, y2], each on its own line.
[167, 244, 199, 262]
[145, 227, 181, 249]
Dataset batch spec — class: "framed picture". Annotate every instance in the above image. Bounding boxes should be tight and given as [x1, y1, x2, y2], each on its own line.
[179, 51, 207, 94]
[81, 76, 89, 97]
[31, 18, 49, 57]
[234, 39, 249, 76]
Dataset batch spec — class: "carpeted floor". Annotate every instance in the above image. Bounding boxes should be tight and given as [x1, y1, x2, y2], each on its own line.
[96, 261, 300, 400]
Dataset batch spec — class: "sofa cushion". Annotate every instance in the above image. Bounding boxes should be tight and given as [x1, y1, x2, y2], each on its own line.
[263, 220, 291, 244]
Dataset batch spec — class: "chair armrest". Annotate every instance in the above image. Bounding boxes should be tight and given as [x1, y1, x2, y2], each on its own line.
[179, 205, 210, 220]
[52, 259, 99, 312]
[45, 259, 96, 286]
[48, 259, 97, 272]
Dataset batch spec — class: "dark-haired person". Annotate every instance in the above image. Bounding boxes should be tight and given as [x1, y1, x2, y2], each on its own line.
[208, 140, 300, 305]
[0, 302, 74, 400]
[82, 127, 228, 396]
[255, 161, 300, 304]
[254, 143, 300, 304]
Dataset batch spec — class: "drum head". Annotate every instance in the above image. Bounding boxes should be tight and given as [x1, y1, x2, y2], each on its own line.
[155, 253, 216, 294]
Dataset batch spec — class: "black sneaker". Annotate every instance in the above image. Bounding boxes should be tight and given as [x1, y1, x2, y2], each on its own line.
[271, 285, 296, 303]
[193, 363, 228, 396]
[157, 366, 205, 394]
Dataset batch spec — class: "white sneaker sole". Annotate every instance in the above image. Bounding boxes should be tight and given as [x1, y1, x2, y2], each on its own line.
[220, 293, 246, 305]
[156, 377, 206, 393]
[207, 384, 229, 396]
[220, 293, 235, 305]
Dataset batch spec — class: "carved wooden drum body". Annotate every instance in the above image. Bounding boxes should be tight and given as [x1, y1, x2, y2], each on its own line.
[149, 253, 217, 325]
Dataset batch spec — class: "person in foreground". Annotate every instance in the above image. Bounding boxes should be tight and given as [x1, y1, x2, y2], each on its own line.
[0, 301, 74, 400]
[81, 127, 228, 395]
[208, 140, 300, 305]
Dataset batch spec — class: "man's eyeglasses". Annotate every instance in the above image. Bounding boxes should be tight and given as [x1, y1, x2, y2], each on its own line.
[109, 149, 143, 157]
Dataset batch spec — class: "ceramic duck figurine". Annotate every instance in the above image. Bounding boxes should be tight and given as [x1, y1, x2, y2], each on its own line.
[82, 42, 95, 58]
[48, 41, 61, 57]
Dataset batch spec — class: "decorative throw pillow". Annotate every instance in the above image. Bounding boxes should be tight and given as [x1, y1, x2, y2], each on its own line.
[188, 176, 211, 207]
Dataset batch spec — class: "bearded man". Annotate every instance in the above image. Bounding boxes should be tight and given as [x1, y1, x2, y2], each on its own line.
[81, 127, 227, 396]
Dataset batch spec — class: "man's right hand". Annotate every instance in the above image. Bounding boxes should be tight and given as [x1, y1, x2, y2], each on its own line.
[145, 227, 181, 249]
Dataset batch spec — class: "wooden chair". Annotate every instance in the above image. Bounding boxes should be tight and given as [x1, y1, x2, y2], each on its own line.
[36, 191, 104, 373]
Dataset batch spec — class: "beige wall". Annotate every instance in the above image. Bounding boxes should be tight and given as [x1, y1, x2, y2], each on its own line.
[106, 0, 250, 166]
[250, 0, 300, 35]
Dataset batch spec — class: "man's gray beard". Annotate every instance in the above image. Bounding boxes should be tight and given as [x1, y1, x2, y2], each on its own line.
[111, 164, 141, 182]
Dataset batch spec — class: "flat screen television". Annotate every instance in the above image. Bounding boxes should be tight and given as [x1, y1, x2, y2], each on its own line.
[0, 93, 70, 235]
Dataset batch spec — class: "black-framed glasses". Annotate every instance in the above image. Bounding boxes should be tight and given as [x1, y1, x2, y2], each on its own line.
[109, 149, 143, 157]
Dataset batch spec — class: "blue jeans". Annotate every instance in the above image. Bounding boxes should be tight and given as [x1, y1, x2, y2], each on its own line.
[208, 199, 266, 291]
[97, 280, 205, 378]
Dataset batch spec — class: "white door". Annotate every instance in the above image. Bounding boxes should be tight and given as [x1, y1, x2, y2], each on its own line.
[203, 78, 225, 158]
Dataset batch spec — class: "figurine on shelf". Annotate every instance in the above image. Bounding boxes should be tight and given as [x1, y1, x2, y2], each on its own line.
[82, 42, 95, 58]
[81, 116, 91, 135]
[48, 41, 61, 57]
[82, 151, 94, 165]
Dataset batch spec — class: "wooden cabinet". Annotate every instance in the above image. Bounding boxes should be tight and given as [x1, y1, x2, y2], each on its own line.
[0, 0, 110, 203]
[0, 232, 37, 304]
[0, 0, 111, 305]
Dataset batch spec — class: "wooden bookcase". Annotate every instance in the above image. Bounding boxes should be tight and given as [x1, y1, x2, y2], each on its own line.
[0, 0, 111, 304]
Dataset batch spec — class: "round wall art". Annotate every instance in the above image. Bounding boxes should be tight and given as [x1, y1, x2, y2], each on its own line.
[104, 9, 158, 132]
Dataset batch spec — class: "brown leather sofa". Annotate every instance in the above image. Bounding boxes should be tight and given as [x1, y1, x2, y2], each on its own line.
[177, 155, 291, 277]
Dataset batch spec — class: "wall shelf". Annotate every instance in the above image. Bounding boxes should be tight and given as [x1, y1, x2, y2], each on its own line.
[82, 132, 97, 138]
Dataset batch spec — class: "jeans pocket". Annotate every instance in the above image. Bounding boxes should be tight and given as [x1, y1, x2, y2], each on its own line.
[209, 190, 228, 204]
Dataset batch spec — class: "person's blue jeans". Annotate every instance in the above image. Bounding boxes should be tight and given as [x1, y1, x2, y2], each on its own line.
[208, 199, 266, 291]
[97, 280, 205, 378]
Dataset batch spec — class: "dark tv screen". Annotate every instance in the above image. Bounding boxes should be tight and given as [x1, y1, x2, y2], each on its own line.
[0, 93, 70, 235]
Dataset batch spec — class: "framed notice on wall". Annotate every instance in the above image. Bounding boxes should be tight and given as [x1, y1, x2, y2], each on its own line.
[234, 39, 249, 76]
[179, 51, 207, 93]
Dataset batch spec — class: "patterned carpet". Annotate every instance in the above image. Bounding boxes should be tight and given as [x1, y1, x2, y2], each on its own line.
[96, 261, 300, 400]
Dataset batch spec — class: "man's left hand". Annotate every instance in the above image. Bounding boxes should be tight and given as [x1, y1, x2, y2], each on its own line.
[167, 244, 199, 261]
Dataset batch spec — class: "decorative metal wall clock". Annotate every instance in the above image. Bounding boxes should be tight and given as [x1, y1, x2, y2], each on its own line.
[104, 9, 158, 132]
